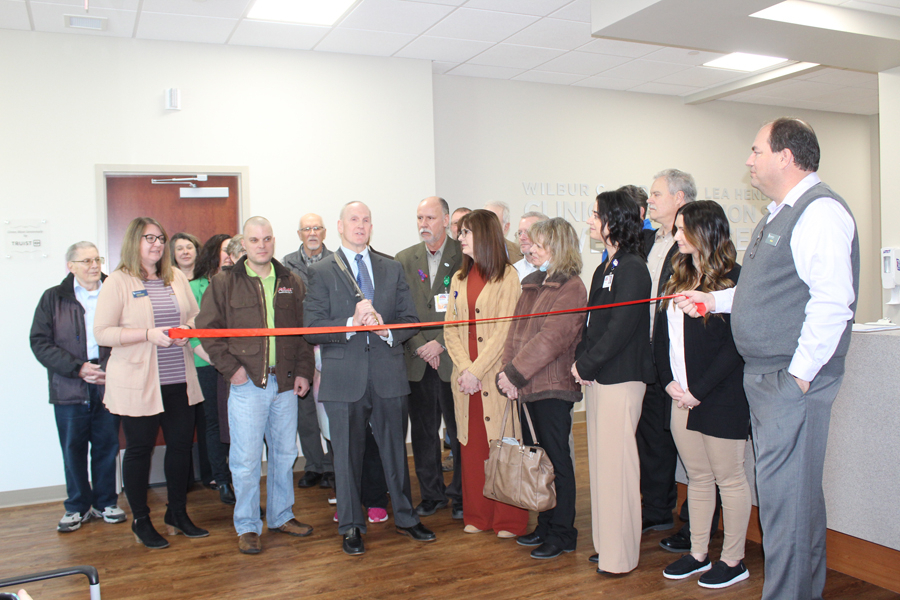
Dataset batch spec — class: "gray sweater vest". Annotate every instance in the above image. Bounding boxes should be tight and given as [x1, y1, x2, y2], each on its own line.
[731, 181, 859, 377]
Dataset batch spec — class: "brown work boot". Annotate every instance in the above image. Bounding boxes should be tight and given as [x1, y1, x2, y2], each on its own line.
[270, 518, 313, 537]
[238, 532, 261, 554]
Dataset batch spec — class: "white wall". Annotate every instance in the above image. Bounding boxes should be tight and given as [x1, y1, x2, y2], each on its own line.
[880, 67, 900, 323]
[0, 30, 436, 494]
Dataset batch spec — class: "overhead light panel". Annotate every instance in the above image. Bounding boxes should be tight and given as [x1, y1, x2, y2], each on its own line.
[65, 14, 107, 30]
[246, 0, 361, 26]
[703, 52, 789, 72]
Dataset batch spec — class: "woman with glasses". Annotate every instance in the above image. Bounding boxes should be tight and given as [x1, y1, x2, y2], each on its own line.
[95, 217, 207, 549]
[572, 191, 655, 575]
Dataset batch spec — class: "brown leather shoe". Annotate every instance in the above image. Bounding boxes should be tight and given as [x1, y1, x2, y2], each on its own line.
[238, 532, 261, 554]
[270, 518, 313, 537]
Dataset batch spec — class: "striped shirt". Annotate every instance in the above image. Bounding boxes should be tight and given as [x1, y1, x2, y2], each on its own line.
[145, 279, 186, 385]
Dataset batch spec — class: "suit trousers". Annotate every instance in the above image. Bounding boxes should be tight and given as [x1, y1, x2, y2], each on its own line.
[636, 380, 678, 524]
[745, 368, 841, 600]
[297, 388, 332, 474]
[324, 379, 419, 535]
[409, 367, 461, 504]
[586, 381, 645, 574]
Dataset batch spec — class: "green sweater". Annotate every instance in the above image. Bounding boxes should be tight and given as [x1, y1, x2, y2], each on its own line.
[189, 277, 210, 367]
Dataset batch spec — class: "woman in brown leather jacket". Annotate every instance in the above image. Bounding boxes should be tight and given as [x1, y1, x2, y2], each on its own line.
[497, 218, 587, 560]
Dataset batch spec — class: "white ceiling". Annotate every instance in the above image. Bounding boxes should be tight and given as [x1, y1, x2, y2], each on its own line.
[0, 0, 882, 115]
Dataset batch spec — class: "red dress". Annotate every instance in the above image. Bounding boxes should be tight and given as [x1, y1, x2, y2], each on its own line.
[459, 268, 529, 535]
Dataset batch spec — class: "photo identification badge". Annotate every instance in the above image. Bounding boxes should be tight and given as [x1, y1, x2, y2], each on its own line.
[602, 274, 614, 289]
[435, 294, 449, 313]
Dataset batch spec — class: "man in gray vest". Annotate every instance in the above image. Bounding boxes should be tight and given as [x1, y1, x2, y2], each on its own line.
[679, 118, 859, 596]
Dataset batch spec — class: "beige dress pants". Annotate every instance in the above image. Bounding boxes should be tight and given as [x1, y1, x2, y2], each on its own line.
[585, 381, 646, 574]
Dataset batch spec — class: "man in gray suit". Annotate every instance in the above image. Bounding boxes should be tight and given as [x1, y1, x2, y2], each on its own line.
[395, 197, 463, 519]
[283, 212, 334, 489]
[304, 201, 436, 556]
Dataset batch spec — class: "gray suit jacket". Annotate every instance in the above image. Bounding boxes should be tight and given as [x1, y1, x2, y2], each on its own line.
[283, 245, 334, 288]
[395, 237, 462, 383]
[303, 249, 420, 402]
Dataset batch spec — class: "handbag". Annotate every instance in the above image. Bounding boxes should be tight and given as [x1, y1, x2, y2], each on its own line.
[483, 398, 556, 512]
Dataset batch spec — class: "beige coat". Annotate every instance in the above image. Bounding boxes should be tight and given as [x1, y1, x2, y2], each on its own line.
[95, 269, 202, 417]
[444, 265, 521, 445]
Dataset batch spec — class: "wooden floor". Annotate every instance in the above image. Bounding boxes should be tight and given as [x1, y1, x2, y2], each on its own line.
[3, 423, 898, 600]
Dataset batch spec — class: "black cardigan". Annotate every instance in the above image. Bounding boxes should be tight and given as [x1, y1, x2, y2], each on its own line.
[653, 266, 749, 440]
[575, 251, 655, 385]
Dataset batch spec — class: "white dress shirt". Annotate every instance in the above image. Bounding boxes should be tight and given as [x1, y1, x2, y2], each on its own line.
[666, 302, 689, 391]
[513, 257, 537, 281]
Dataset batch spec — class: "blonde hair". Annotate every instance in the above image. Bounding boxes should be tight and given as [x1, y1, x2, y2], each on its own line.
[530, 218, 582, 278]
[117, 217, 174, 285]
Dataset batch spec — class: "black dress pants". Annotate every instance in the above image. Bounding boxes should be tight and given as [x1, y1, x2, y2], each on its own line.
[636, 381, 678, 524]
[196, 365, 231, 484]
[408, 367, 461, 504]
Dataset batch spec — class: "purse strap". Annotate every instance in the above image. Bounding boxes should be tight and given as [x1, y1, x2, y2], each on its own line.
[496, 397, 540, 446]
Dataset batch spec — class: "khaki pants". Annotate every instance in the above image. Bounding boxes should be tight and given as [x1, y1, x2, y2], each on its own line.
[670, 399, 751, 562]
[585, 381, 645, 574]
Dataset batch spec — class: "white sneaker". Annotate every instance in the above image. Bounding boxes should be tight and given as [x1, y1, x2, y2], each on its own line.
[58, 511, 88, 532]
[91, 506, 127, 524]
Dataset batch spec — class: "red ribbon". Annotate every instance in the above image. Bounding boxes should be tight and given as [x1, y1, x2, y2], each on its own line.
[168, 294, 705, 339]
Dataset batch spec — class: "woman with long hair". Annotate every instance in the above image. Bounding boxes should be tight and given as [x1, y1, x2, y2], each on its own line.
[497, 218, 586, 559]
[170, 232, 201, 281]
[444, 209, 525, 539]
[656, 201, 750, 588]
[190, 233, 235, 505]
[95, 217, 207, 548]
[572, 190, 655, 575]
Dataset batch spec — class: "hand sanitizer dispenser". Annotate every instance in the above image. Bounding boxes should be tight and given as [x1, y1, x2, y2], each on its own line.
[881, 247, 900, 305]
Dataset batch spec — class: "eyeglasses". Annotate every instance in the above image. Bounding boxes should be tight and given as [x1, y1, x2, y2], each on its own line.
[458, 228, 471, 238]
[515, 230, 530, 238]
[142, 234, 167, 244]
[71, 257, 105, 266]
[300, 226, 325, 233]
[747, 228, 765, 259]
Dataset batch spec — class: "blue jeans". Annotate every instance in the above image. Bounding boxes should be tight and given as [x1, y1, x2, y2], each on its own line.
[228, 375, 298, 535]
[54, 384, 121, 514]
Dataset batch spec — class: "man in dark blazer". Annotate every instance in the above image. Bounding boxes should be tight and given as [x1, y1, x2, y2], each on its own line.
[395, 197, 463, 519]
[303, 201, 436, 556]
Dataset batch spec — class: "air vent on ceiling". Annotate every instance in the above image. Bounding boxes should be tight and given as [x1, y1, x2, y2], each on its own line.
[65, 15, 107, 31]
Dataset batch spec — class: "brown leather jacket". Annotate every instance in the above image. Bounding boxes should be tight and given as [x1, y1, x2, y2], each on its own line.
[196, 257, 314, 394]
[500, 271, 586, 403]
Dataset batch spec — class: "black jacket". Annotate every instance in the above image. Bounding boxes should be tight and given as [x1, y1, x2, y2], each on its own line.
[30, 272, 111, 404]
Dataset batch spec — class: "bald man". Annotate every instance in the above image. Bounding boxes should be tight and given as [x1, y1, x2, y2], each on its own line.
[197, 216, 316, 555]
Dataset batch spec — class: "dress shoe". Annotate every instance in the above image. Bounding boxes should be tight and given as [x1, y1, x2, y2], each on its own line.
[269, 518, 313, 537]
[451, 503, 463, 520]
[218, 482, 236, 505]
[320, 472, 335, 489]
[297, 471, 322, 488]
[516, 531, 543, 547]
[441, 455, 453, 472]
[641, 518, 674, 533]
[659, 527, 691, 553]
[589, 554, 599, 563]
[238, 532, 261, 554]
[415, 498, 449, 517]
[530, 542, 573, 560]
[132, 516, 169, 549]
[396, 523, 436, 542]
[343, 527, 365, 556]
[164, 507, 209, 538]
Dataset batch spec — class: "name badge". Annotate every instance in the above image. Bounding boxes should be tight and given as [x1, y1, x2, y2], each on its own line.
[132, 290, 148, 298]
[602, 274, 614, 289]
[435, 293, 449, 313]
[766, 233, 781, 246]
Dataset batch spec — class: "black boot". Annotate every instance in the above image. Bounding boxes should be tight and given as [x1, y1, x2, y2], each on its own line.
[132, 516, 169, 549]
[164, 506, 210, 538]
[218, 482, 236, 505]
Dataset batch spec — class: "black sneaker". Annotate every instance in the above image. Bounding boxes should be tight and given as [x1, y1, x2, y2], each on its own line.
[663, 554, 711, 580]
[698, 560, 749, 589]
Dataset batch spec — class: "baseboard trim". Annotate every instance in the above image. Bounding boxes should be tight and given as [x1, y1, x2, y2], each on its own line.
[0, 485, 68, 509]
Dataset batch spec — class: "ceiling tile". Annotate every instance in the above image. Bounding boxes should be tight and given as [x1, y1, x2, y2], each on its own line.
[403, 0, 467, 5]
[578, 37, 662, 57]
[425, 8, 537, 42]
[628, 81, 700, 96]
[136, 12, 236, 43]
[503, 17, 591, 50]
[432, 60, 459, 74]
[597, 59, 690, 80]
[800, 68, 878, 89]
[229, 20, 329, 50]
[512, 70, 586, 84]
[463, 0, 572, 17]
[339, 0, 454, 34]
[757, 79, 840, 101]
[315, 28, 416, 56]
[654, 66, 744, 87]
[447, 63, 526, 78]
[549, 0, 591, 22]
[810, 85, 878, 104]
[536, 51, 631, 75]
[31, 2, 136, 36]
[31, 0, 138, 8]
[0, 0, 30, 30]
[141, 0, 251, 18]
[642, 47, 726, 66]
[394, 35, 493, 62]
[466, 43, 565, 69]
[573, 75, 641, 90]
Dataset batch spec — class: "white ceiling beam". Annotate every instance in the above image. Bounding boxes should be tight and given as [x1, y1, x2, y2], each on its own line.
[683, 61, 825, 104]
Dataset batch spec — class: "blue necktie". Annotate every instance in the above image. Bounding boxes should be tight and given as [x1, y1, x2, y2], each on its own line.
[355, 254, 374, 301]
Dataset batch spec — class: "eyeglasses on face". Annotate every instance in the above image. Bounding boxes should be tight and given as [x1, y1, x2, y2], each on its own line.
[71, 257, 105, 266]
[142, 234, 167, 244]
[300, 226, 324, 233]
[458, 228, 472, 238]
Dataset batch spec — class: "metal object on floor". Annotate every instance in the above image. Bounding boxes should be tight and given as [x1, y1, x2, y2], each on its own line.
[0, 565, 100, 600]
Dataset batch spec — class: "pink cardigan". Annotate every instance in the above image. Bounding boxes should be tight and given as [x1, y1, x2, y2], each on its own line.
[94, 269, 202, 417]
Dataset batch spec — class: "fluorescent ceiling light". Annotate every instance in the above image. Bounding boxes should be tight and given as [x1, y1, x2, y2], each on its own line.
[247, 0, 360, 26]
[703, 52, 789, 72]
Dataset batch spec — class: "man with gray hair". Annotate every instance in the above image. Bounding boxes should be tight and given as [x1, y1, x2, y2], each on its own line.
[484, 201, 524, 263]
[513, 211, 550, 281]
[31, 241, 125, 532]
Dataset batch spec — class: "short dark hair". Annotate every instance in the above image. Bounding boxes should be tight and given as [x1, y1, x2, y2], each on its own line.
[457, 209, 510, 283]
[595, 190, 645, 259]
[768, 117, 819, 172]
[617, 184, 648, 212]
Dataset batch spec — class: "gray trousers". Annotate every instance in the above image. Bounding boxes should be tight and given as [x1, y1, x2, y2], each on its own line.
[744, 368, 842, 600]
[297, 391, 332, 474]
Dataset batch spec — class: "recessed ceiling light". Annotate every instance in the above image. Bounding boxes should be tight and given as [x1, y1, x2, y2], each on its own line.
[246, 0, 361, 26]
[703, 52, 789, 72]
